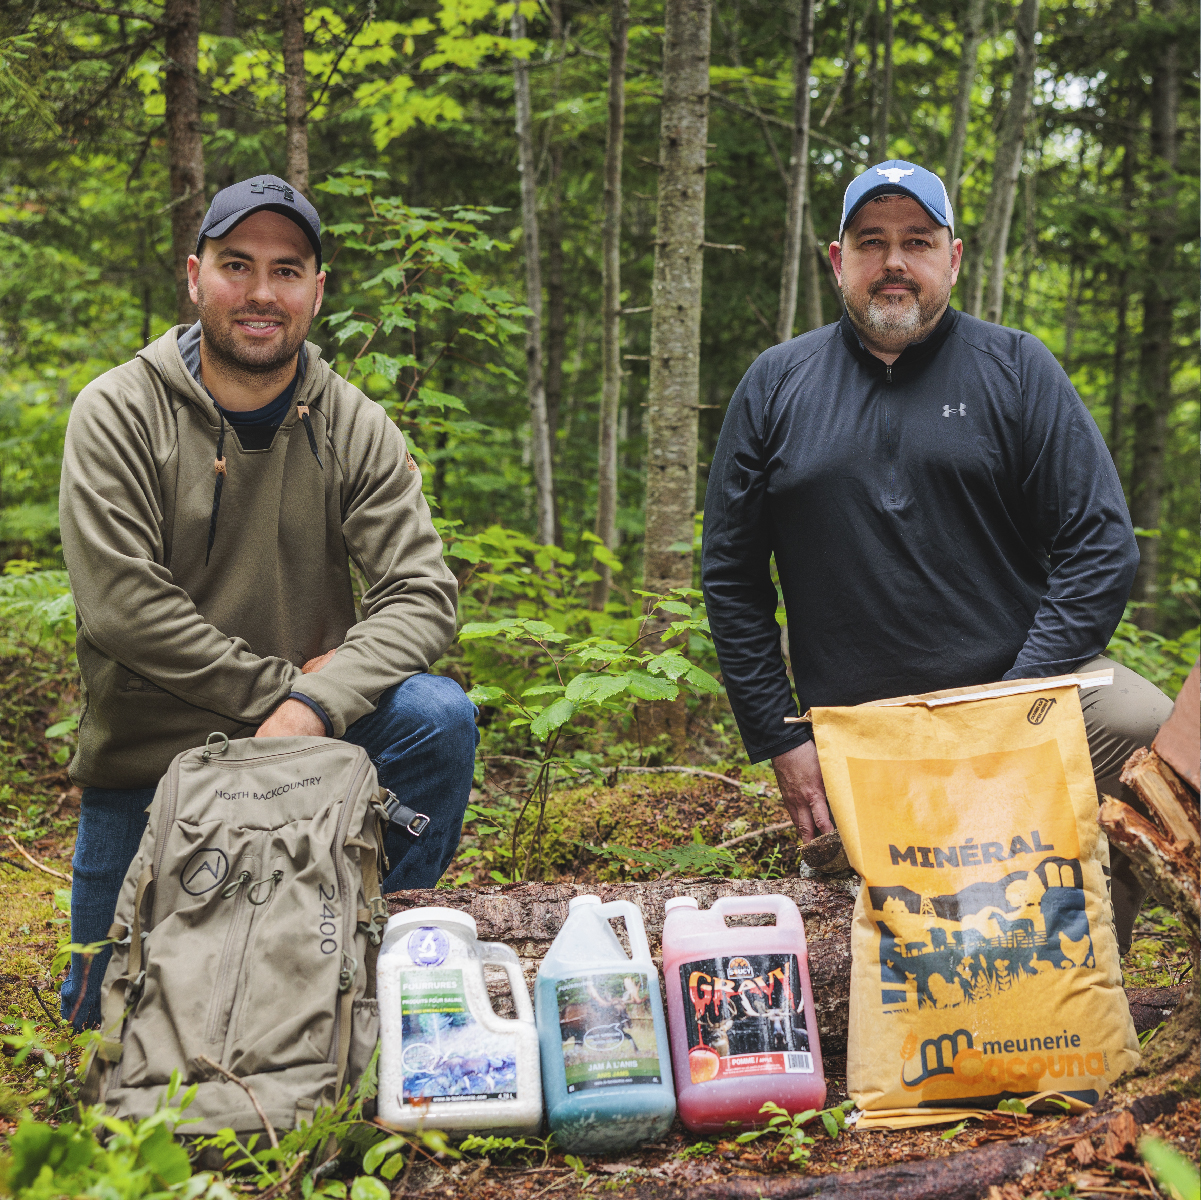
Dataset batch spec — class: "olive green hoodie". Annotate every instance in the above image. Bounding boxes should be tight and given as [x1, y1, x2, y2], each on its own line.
[60, 326, 458, 788]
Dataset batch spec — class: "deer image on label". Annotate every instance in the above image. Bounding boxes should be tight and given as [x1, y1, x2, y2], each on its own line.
[662, 894, 825, 1133]
[535, 895, 676, 1152]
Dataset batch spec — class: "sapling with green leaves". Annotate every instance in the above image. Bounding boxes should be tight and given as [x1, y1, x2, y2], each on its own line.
[462, 589, 721, 880]
[734, 1099, 857, 1165]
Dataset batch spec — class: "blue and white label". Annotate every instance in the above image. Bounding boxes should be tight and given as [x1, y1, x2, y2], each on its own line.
[408, 926, 450, 966]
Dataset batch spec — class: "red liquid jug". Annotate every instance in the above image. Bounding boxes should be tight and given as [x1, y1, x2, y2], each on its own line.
[662, 894, 826, 1133]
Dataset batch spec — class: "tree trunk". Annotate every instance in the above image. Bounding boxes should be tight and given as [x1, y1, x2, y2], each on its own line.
[801, 194, 825, 331]
[512, 9, 557, 546]
[1129, 0, 1179, 627]
[282, 0, 309, 195]
[164, 0, 205, 325]
[545, 144, 567, 528]
[591, 0, 630, 611]
[215, 0, 237, 190]
[1109, 133, 1135, 462]
[775, 0, 816, 343]
[969, 0, 1039, 323]
[643, 0, 711, 601]
[873, 0, 893, 159]
[945, 0, 986, 212]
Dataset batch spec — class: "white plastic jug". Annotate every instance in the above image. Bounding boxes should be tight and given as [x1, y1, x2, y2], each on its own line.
[377, 907, 542, 1134]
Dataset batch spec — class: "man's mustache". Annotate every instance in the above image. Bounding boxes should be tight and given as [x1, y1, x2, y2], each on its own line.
[227, 308, 291, 322]
[869, 276, 921, 297]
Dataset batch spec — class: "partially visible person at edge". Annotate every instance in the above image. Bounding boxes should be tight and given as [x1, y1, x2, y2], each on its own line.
[59, 176, 475, 1028]
[701, 158, 1172, 958]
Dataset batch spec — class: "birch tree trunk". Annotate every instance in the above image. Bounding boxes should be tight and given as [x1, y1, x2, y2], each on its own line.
[282, 0, 309, 195]
[512, 10, 557, 546]
[1129, 0, 1180, 627]
[775, 0, 816, 344]
[968, 0, 1039, 322]
[801, 196, 825, 331]
[164, 0, 205, 325]
[945, 0, 985, 212]
[872, 0, 893, 160]
[643, 0, 711, 602]
[591, 0, 630, 611]
[215, 0, 237, 190]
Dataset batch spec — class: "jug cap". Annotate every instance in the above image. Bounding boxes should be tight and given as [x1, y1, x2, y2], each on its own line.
[569, 894, 602, 910]
[664, 896, 699, 912]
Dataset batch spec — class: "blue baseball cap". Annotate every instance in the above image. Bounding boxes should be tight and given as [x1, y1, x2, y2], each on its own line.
[197, 175, 323, 268]
[839, 160, 954, 237]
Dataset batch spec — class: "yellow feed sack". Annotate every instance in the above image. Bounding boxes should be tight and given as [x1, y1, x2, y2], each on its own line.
[811, 673, 1138, 1117]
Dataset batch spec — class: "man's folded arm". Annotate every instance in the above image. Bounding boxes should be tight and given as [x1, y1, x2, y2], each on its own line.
[60, 383, 300, 722]
[1006, 340, 1138, 680]
[702, 363, 810, 763]
[289, 410, 458, 736]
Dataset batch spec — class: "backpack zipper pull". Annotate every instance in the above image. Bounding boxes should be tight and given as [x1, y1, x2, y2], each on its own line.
[221, 870, 251, 899]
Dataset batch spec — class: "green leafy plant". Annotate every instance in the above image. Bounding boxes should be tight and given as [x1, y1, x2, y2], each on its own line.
[735, 1099, 856, 1165]
[674, 1141, 716, 1160]
[1140, 1136, 1201, 1200]
[940, 1118, 968, 1140]
[586, 829, 737, 879]
[317, 171, 527, 468]
[459, 1132, 555, 1166]
[461, 589, 721, 880]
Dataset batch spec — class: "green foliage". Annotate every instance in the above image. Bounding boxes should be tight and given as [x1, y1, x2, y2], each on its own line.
[734, 1100, 856, 1166]
[0, 563, 74, 656]
[995, 1097, 1028, 1115]
[1106, 607, 1200, 699]
[674, 1141, 716, 1159]
[940, 1119, 968, 1140]
[586, 830, 737, 879]
[0, 1070, 234, 1200]
[1140, 1136, 1201, 1200]
[458, 1132, 555, 1166]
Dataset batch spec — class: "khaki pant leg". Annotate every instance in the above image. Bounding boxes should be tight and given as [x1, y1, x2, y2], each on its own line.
[1078, 654, 1175, 955]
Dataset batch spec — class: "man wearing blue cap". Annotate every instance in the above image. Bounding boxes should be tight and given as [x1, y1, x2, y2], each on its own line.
[58, 176, 477, 1026]
[702, 159, 1171, 955]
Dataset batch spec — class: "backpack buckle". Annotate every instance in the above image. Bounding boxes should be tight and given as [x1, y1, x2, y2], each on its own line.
[366, 897, 388, 944]
[380, 790, 430, 837]
[339, 953, 358, 993]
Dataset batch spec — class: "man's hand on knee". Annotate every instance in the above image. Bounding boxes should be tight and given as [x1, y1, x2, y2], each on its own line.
[772, 740, 835, 843]
[256, 698, 326, 738]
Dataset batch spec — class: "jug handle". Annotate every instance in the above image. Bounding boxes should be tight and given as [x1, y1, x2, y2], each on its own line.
[479, 944, 535, 1024]
[597, 900, 653, 964]
[710, 894, 795, 923]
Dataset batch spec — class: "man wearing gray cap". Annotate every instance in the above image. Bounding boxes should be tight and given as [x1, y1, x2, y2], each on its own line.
[59, 176, 476, 1027]
[702, 159, 1171, 956]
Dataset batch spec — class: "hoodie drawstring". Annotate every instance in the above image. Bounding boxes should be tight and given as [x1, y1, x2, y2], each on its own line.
[297, 403, 323, 470]
[203, 395, 323, 565]
[205, 406, 227, 566]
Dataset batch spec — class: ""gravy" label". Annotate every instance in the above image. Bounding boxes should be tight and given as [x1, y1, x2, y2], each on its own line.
[679, 953, 813, 1083]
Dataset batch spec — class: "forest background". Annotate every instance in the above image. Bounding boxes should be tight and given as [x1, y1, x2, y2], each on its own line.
[0, 0, 1198, 831]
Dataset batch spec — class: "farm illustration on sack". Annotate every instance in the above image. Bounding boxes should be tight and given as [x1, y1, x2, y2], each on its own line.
[869, 855, 1096, 1011]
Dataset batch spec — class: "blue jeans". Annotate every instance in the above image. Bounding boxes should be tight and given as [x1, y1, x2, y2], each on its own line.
[61, 673, 477, 1029]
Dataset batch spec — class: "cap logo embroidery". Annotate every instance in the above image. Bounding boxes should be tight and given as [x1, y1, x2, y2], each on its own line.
[877, 167, 914, 184]
[250, 179, 295, 201]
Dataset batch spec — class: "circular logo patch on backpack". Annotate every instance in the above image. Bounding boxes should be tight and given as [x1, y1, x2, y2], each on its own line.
[181, 847, 230, 895]
[408, 926, 450, 966]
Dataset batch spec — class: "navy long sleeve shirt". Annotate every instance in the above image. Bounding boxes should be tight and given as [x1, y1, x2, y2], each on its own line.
[701, 307, 1137, 763]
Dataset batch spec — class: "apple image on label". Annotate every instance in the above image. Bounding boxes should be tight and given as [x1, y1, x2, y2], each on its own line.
[690, 1046, 720, 1084]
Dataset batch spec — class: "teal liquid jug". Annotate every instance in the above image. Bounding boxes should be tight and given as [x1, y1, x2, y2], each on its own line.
[535, 895, 676, 1153]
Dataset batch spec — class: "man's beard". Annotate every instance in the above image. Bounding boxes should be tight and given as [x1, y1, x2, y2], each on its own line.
[842, 273, 948, 352]
[196, 286, 312, 383]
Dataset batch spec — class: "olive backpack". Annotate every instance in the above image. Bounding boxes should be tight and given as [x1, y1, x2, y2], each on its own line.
[83, 733, 428, 1135]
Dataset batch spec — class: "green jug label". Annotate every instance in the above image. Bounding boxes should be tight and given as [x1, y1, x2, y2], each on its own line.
[556, 971, 663, 1092]
[679, 953, 814, 1084]
[399, 968, 518, 1104]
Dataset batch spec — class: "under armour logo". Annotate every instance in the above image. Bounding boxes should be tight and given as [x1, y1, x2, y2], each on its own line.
[877, 167, 915, 184]
[250, 180, 295, 201]
[943, 403, 966, 417]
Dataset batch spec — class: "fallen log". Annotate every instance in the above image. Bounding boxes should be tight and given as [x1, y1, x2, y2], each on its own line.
[386, 877, 856, 1047]
[1119, 747, 1200, 847]
[1098, 798, 1200, 944]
